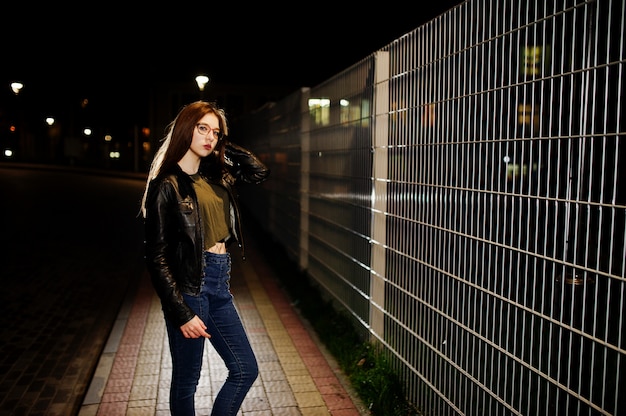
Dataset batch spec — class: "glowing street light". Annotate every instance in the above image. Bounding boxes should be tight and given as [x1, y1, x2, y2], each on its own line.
[10, 82, 23, 95]
[195, 75, 209, 91]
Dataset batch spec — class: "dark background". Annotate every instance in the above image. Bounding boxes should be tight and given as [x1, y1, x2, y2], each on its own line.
[0, 166, 146, 415]
[0, 2, 465, 172]
[1, 2, 464, 114]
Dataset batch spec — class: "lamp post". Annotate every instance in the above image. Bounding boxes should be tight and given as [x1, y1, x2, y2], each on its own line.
[9, 82, 24, 160]
[45, 117, 61, 161]
[195, 75, 209, 99]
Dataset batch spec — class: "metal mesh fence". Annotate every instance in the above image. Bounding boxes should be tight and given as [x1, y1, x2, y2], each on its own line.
[236, 1, 626, 414]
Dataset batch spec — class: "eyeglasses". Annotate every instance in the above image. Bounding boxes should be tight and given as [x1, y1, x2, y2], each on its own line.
[196, 123, 223, 141]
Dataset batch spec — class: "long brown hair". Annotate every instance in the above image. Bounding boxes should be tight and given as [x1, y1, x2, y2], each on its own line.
[140, 101, 229, 217]
[158, 101, 228, 177]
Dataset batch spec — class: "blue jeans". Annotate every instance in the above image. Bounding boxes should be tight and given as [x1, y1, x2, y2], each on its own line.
[164, 251, 259, 416]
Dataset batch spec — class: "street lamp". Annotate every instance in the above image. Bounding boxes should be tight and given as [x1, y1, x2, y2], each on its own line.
[11, 82, 23, 95]
[195, 75, 209, 99]
[9, 82, 25, 159]
[195, 75, 209, 91]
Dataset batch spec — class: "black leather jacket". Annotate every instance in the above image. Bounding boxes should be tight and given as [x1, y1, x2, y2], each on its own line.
[144, 142, 269, 326]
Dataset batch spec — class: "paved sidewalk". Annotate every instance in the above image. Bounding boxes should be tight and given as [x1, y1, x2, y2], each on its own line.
[78, 236, 367, 416]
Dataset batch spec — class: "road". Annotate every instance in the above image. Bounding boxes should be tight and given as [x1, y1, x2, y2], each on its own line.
[0, 164, 147, 416]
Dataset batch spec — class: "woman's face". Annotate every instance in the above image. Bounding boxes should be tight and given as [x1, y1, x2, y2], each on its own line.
[189, 112, 221, 159]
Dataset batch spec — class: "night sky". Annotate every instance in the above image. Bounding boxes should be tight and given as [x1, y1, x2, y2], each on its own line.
[1, 2, 464, 124]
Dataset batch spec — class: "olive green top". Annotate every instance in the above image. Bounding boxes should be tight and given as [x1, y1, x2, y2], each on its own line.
[190, 173, 230, 250]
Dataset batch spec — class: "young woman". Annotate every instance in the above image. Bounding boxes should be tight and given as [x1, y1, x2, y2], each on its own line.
[140, 100, 269, 415]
